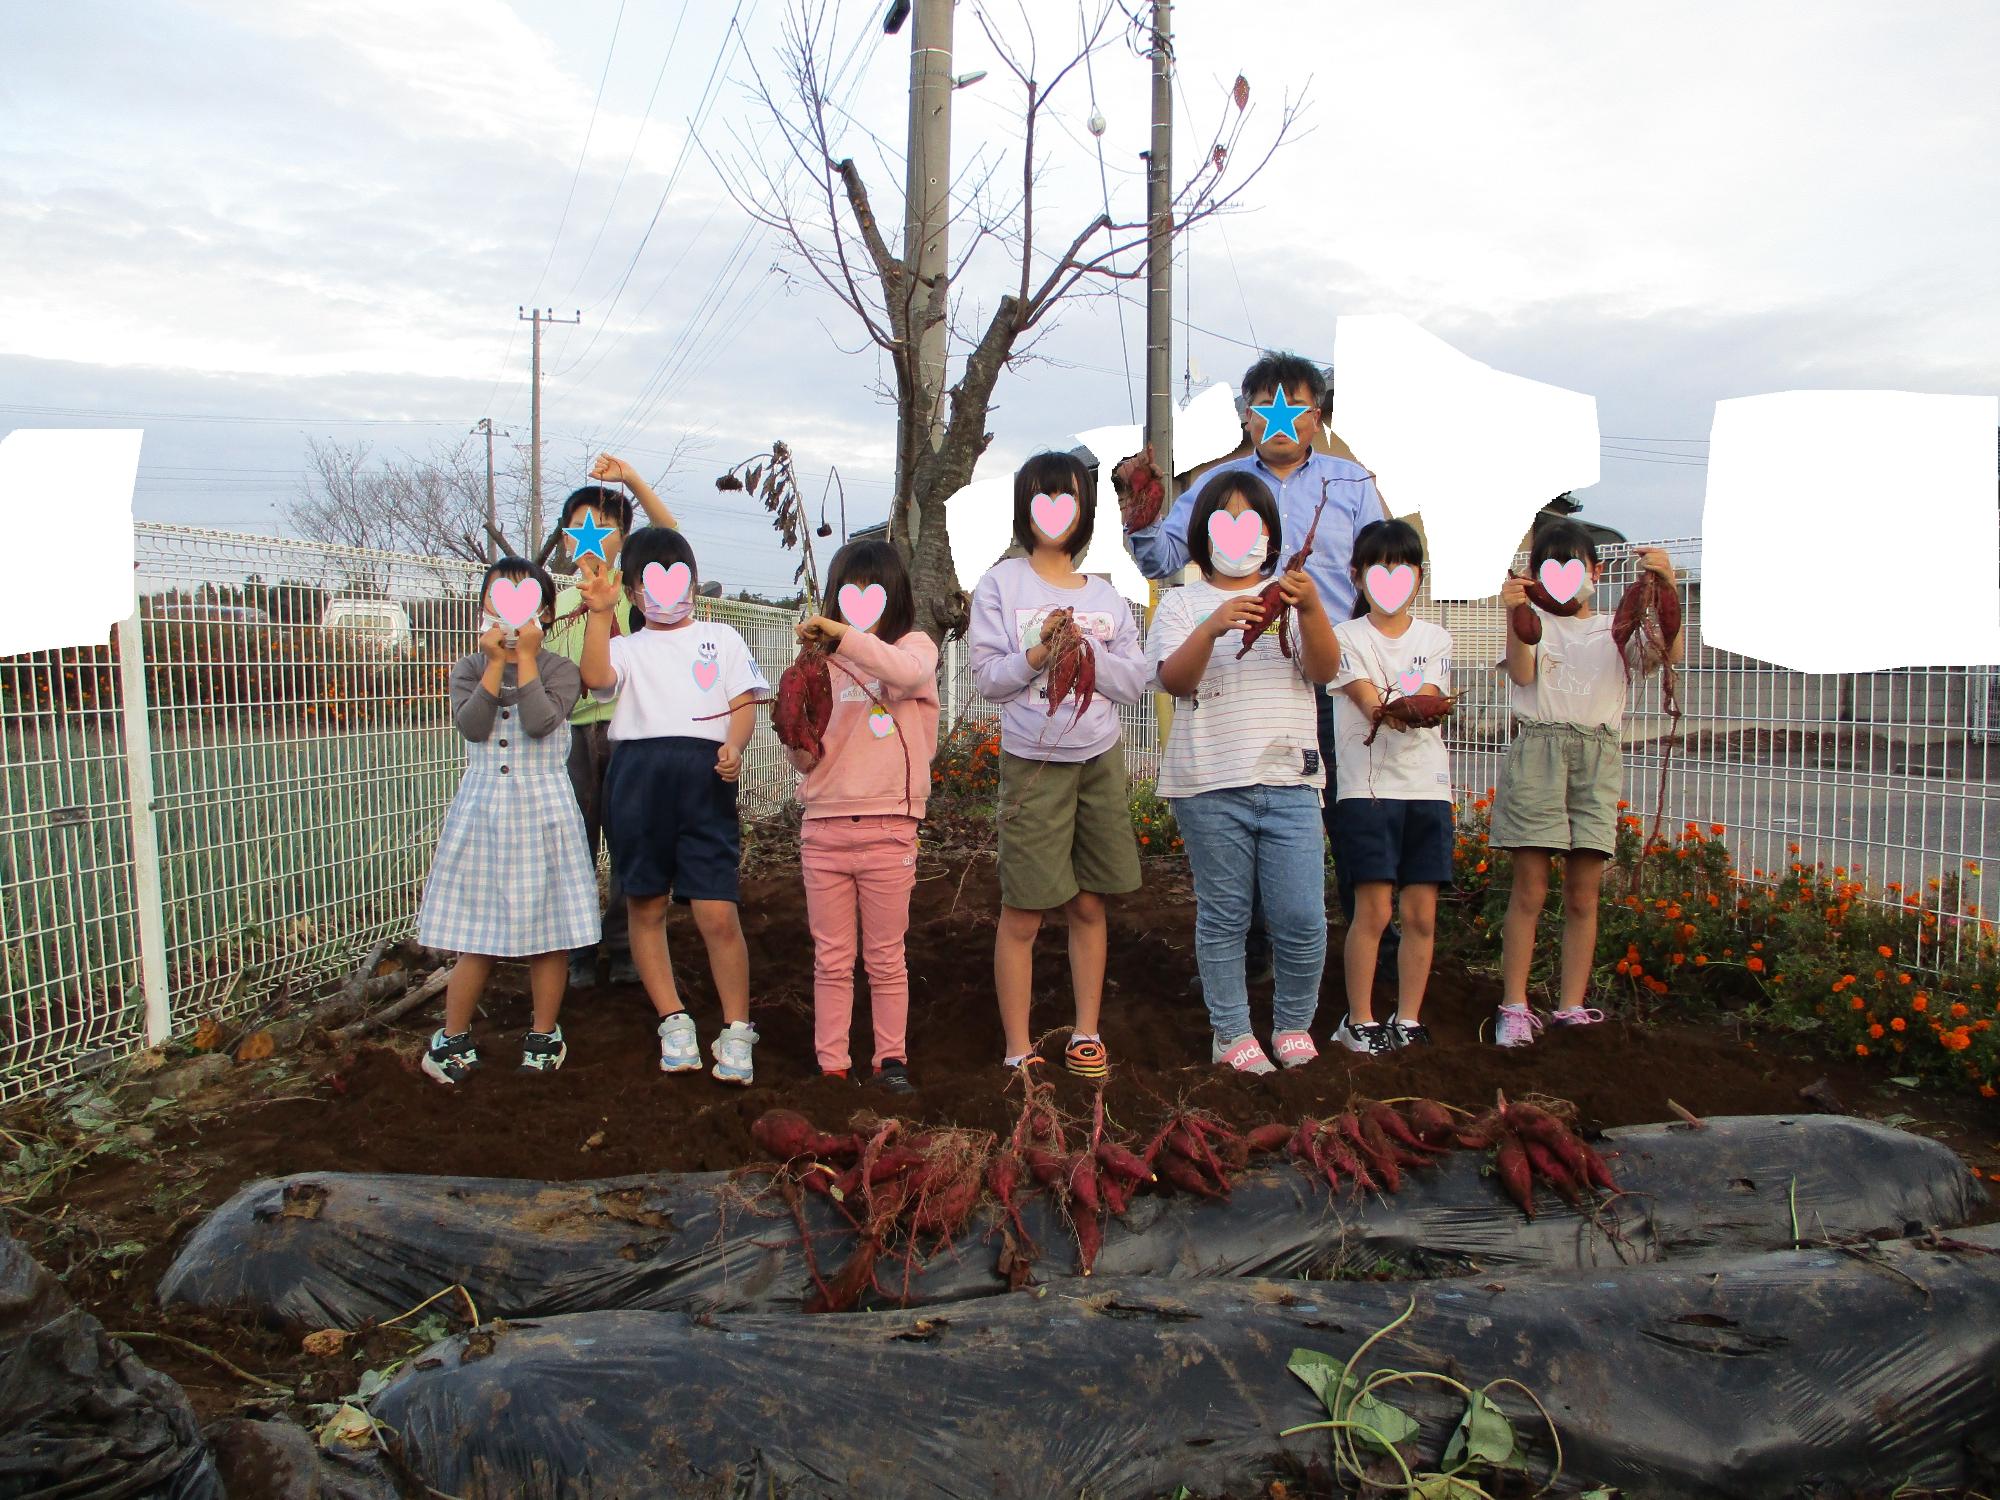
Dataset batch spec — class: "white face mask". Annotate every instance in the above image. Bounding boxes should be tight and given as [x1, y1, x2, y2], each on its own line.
[480, 611, 515, 637]
[1211, 536, 1269, 578]
[1573, 575, 1596, 605]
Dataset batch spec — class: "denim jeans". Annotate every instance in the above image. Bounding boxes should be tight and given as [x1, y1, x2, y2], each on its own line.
[1174, 784, 1328, 1042]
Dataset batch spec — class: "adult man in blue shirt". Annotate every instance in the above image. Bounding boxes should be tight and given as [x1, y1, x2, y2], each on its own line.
[1121, 351, 1395, 957]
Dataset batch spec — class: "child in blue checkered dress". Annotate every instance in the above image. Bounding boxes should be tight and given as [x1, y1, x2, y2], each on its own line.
[418, 557, 601, 1085]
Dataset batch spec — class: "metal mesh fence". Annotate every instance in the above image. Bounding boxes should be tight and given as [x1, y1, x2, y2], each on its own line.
[3, 525, 1997, 1099]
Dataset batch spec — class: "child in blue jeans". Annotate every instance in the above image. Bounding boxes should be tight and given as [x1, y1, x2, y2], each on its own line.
[1146, 470, 1340, 1073]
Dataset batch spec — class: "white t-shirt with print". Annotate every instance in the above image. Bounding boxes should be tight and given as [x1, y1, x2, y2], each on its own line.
[600, 621, 770, 742]
[1329, 615, 1454, 802]
[1501, 611, 1626, 731]
[1145, 579, 1325, 798]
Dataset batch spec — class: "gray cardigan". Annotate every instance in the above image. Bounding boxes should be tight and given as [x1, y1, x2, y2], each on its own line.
[447, 650, 582, 742]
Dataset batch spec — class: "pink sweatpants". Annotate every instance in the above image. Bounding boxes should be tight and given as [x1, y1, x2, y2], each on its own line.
[800, 814, 920, 1072]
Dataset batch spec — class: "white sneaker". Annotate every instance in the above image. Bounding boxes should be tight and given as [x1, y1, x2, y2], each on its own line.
[1331, 1017, 1393, 1056]
[711, 1020, 759, 1085]
[1550, 1006, 1607, 1027]
[1213, 1033, 1276, 1075]
[657, 1012, 701, 1073]
[1494, 1004, 1545, 1049]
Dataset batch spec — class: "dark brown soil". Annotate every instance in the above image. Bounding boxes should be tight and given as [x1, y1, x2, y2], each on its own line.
[15, 853, 2000, 1428]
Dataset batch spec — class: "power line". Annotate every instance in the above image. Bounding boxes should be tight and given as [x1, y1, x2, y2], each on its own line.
[528, 0, 630, 315]
[0, 403, 463, 427]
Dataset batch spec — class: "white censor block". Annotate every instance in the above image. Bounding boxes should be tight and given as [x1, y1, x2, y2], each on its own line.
[1700, 391, 2000, 673]
[0, 429, 143, 655]
[1333, 314, 1599, 600]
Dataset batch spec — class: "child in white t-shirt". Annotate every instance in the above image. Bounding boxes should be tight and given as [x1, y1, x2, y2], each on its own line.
[1328, 519, 1455, 1057]
[578, 527, 771, 1085]
[1146, 470, 1340, 1075]
[1490, 522, 1682, 1047]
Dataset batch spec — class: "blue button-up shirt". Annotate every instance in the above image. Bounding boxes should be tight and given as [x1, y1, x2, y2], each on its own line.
[1125, 450, 1388, 619]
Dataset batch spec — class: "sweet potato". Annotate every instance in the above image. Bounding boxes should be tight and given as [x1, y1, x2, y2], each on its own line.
[1245, 1123, 1295, 1155]
[1363, 691, 1457, 747]
[753, 1109, 854, 1164]
[1094, 1140, 1154, 1187]
[1404, 1099, 1458, 1148]
[1235, 482, 1331, 660]
[1155, 1154, 1227, 1200]
[1494, 1135, 1536, 1220]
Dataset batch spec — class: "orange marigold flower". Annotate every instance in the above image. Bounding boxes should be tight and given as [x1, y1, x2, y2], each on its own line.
[1671, 953, 1685, 966]
[1746, 956, 1765, 973]
[1710, 823, 1726, 836]
[1891, 1017, 1906, 1032]
[1899, 974, 1913, 986]
[1878, 947, 1894, 957]
[1849, 996, 1865, 1010]
[1951, 1002, 1970, 1019]
[1911, 990, 1926, 1008]
[1982, 1084, 1998, 1098]
[1617, 799, 1630, 811]
[1855, 1043, 1870, 1057]
[1868, 1023, 1884, 1038]
[1475, 860, 1488, 874]
[1694, 955, 1709, 966]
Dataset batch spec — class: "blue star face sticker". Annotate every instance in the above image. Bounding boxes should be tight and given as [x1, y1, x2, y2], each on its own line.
[563, 510, 615, 562]
[1248, 386, 1313, 444]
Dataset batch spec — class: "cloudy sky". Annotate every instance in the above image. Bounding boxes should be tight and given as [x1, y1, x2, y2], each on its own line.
[5, 0, 1996, 595]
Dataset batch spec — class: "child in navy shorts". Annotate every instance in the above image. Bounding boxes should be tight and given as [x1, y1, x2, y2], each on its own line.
[578, 527, 771, 1084]
[1328, 519, 1456, 1057]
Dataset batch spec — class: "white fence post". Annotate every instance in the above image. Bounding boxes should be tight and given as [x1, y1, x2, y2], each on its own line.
[115, 604, 170, 1046]
[945, 637, 962, 723]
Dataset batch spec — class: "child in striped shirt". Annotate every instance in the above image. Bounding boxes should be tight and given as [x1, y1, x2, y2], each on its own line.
[1145, 469, 1341, 1074]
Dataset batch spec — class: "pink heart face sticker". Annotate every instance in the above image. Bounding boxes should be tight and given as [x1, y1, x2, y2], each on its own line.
[1030, 491, 1079, 542]
[642, 561, 691, 614]
[867, 704, 895, 739]
[838, 582, 888, 633]
[1365, 564, 1417, 614]
[489, 576, 542, 629]
[1398, 669, 1424, 696]
[1538, 558, 1586, 604]
[692, 660, 719, 691]
[1206, 510, 1264, 564]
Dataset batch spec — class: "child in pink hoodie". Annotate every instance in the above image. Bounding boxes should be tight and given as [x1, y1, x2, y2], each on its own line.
[787, 541, 941, 1091]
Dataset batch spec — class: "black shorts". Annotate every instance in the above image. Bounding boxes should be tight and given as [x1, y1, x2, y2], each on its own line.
[603, 737, 741, 904]
[1332, 798, 1454, 888]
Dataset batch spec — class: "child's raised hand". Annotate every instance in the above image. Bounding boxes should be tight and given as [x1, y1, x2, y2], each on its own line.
[1499, 574, 1529, 607]
[798, 615, 847, 645]
[1201, 593, 1266, 639]
[579, 563, 622, 614]
[715, 743, 743, 782]
[589, 453, 638, 489]
[1638, 548, 1676, 583]
[514, 619, 544, 657]
[478, 625, 508, 661]
[1277, 568, 1321, 615]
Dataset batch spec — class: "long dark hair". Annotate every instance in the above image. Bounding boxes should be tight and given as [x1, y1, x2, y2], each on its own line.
[823, 539, 916, 641]
[1349, 519, 1425, 618]
[1011, 450, 1096, 561]
[477, 556, 557, 627]
[1184, 469, 1282, 580]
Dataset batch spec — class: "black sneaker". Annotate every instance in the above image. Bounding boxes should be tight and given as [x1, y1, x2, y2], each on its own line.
[421, 1029, 480, 1086]
[874, 1060, 916, 1095]
[520, 1027, 568, 1072]
[607, 952, 641, 987]
[1331, 1017, 1394, 1056]
[567, 954, 598, 991]
[1388, 1020, 1432, 1050]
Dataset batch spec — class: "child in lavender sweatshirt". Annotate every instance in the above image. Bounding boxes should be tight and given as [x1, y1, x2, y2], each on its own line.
[968, 451, 1149, 1078]
[787, 541, 940, 1092]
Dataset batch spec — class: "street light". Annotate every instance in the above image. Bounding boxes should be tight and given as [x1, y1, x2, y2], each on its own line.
[883, 0, 910, 33]
[952, 69, 987, 88]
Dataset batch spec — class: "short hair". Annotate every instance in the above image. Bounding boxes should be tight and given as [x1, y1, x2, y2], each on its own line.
[477, 555, 558, 626]
[1011, 451, 1096, 561]
[1239, 351, 1330, 411]
[618, 526, 699, 596]
[1349, 518, 1426, 617]
[823, 539, 916, 642]
[1529, 518, 1600, 573]
[1184, 469, 1282, 580]
[559, 484, 635, 535]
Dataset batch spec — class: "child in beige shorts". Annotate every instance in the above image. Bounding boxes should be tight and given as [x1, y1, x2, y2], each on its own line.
[1491, 523, 1682, 1047]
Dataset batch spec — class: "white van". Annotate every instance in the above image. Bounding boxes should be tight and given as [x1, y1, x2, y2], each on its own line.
[321, 598, 413, 655]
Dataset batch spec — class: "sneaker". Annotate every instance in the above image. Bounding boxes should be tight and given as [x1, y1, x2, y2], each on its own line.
[821, 1067, 852, 1081]
[1003, 1052, 1046, 1073]
[1064, 1036, 1110, 1079]
[567, 954, 597, 991]
[1272, 1030, 1319, 1068]
[1213, 1033, 1277, 1076]
[657, 1011, 701, 1073]
[520, 1026, 568, 1072]
[1550, 1006, 1607, 1027]
[874, 1060, 916, 1094]
[1331, 1017, 1393, 1056]
[711, 1021, 759, 1086]
[1388, 1020, 1432, 1050]
[1493, 1004, 1545, 1049]
[421, 1029, 480, 1086]
[607, 952, 641, 987]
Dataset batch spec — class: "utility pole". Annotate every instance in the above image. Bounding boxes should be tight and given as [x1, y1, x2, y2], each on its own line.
[887, 0, 957, 550]
[518, 306, 579, 555]
[471, 417, 509, 561]
[1143, 0, 1174, 491]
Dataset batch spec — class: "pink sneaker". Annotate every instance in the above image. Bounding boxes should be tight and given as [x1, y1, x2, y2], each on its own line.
[1550, 1007, 1607, 1027]
[1212, 1034, 1276, 1076]
[1271, 1030, 1319, 1069]
[1493, 1005, 1544, 1049]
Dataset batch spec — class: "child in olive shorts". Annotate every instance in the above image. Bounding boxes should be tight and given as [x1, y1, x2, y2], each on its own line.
[967, 451, 1150, 1078]
[1491, 522, 1683, 1047]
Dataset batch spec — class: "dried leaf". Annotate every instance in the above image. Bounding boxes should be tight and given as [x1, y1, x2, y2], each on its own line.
[190, 1018, 223, 1053]
[582, 1129, 606, 1152]
[302, 1328, 349, 1358]
[1233, 74, 1250, 110]
[745, 464, 764, 494]
[234, 1029, 275, 1063]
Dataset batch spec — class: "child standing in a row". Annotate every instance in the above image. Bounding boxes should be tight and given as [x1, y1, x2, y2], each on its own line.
[969, 452, 1150, 1078]
[1147, 470, 1339, 1073]
[787, 541, 941, 1092]
[579, 528, 771, 1084]
[418, 557, 600, 1083]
